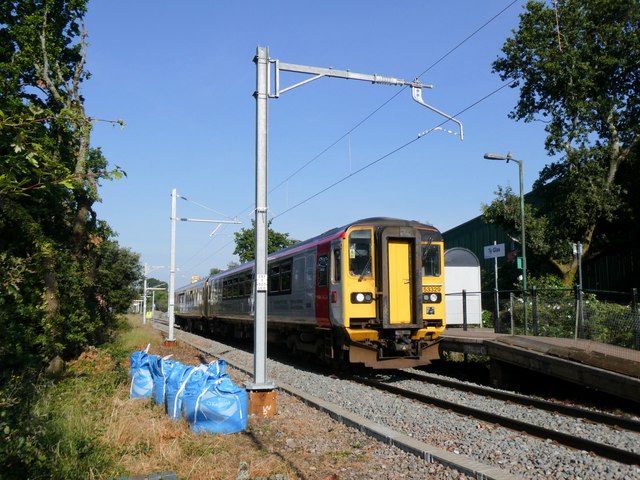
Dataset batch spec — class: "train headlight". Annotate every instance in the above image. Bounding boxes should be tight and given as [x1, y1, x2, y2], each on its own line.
[423, 292, 441, 303]
[351, 292, 373, 303]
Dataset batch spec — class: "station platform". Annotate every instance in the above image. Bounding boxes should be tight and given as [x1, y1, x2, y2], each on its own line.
[439, 328, 640, 404]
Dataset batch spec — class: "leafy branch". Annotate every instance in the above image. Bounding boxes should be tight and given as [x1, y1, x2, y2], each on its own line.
[1, 167, 127, 196]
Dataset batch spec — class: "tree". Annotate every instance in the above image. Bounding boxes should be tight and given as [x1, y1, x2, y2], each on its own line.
[0, 1, 132, 367]
[95, 240, 142, 316]
[233, 220, 298, 263]
[487, 0, 640, 285]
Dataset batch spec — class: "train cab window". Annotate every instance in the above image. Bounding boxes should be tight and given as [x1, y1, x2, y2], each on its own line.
[317, 255, 328, 287]
[422, 243, 441, 277]
[332, 248, 342, 283]
[348, 230, 372, 277]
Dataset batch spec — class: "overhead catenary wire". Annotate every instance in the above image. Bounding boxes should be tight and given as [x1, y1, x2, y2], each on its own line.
[178, 193, 237, 221]
[268, 0, 522, 196]
[272, 79, 517, 220]
[168, 191, 240, 277]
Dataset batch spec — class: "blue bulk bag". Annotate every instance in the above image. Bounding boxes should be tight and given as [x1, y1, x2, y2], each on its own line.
[207, 359, 227, 377]
[166, 363, 196, 420]
[190, 372, 248, 435]
[150, 354, 175, 405]
[181, 364, 212, 423]
[130, 344, 154, 399]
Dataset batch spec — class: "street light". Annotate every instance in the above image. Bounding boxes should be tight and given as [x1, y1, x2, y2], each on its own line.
[572, 242, 584, 339]
[484, 152, 528, 334]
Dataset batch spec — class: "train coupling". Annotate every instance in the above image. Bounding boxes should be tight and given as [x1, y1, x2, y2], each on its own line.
[390, 329, 412, 353]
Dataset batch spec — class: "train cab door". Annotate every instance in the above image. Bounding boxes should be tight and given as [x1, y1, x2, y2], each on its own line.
[387, 239, 413, 325]
[380, 226, 422, 328]
[329, 239, 344, 326]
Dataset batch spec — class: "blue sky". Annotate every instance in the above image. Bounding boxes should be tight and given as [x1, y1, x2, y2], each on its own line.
[84, 0, 552, 285]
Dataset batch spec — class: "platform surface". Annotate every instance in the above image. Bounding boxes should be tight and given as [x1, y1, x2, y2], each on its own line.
[440, 328, 640, 403]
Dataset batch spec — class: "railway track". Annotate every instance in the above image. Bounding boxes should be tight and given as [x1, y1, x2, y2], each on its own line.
[376, 369, 640, 432]
[152, 318, 640, 474]
[349, 373, 640, 466]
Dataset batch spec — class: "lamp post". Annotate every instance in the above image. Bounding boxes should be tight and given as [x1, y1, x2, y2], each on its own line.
[572, 242, 584, 339]
[484, 152, 528, 334]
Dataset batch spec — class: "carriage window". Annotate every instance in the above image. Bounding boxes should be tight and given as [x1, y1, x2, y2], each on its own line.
[280, 263, 292, 293]
[293, 257, 305, 290]
[317, 255, 328, 287]
[422, 244, 441, 277]
[305, 254, 315, 289]
[348, 230, 372, 277]
[242, 274, 252, 297]
[332, 248, 341, 283]
[269, 265, 280, 293]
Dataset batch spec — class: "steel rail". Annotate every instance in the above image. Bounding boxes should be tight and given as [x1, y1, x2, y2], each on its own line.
[350, 375, 640, 466]
[397, 370, 640, 433]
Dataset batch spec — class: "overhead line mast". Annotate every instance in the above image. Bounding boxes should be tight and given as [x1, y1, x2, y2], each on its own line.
[251, 46, 463, 394]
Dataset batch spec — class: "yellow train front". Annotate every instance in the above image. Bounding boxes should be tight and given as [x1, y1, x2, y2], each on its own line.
[325, 218, 446, 368]
[174, 218, 446, 369]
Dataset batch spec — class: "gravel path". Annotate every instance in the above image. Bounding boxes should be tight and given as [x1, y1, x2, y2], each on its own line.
[176, 328, 640, 480]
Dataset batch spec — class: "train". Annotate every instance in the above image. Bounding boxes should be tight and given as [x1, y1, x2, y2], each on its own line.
[174, 217, 446, 368]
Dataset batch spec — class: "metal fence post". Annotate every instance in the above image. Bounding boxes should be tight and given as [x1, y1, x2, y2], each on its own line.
[574, 285, 581, 340]
[578, 285, 585, 340]
[633, 288, 639, 351]
[532, 286, 538, 336]
[462, 290, 468, 331]
[494, 287, 501, 333]
[510, 292, 515, 335]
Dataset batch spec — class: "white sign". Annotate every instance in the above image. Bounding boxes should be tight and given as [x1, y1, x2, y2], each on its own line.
[484, 243, 505, 259]
[256, 273, 268, 292]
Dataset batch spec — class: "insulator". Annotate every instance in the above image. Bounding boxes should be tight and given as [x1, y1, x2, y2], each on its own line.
[373, 74, 401, 85]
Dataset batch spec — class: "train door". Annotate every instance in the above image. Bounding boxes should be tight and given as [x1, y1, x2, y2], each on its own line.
[203, 279, 209, 318]
[329, 239, 344, 326]
[387, 239, 413, 325]
[315, 244, 330, 327]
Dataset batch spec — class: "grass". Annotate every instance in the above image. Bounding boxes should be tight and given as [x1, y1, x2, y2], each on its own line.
[1, 316, 296, 480]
